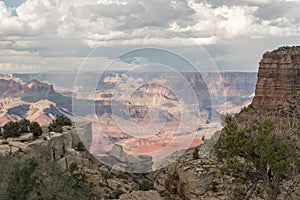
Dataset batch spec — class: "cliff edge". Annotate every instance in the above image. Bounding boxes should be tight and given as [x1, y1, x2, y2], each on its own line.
[251, 46, 300, 110]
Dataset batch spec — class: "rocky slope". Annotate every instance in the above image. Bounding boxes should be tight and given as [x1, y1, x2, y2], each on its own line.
[0, 123, 162, 199]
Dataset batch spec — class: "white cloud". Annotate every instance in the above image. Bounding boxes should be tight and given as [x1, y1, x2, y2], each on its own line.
[0, 0, 300, 72]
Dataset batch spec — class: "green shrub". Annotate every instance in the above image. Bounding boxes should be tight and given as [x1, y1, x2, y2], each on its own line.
[215, 116, 300, 200]
[69, 162, 78, 173]
[29, 122, 43, 139]
[138, 179, 154, 191]
[211, 181, 218, 192]
[48, 115, 72, 133]
[193, 148, 199, 159]
[19, 119, 30, 133]
[0, 156, 93, 200]
[2, 121, 21, 138]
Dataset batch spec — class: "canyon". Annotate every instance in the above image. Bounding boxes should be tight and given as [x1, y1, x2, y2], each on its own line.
[0, 46, 299, 199]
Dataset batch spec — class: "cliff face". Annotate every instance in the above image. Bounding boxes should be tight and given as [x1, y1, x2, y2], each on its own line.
[251, 46, 300, 110]
[0, 79, 22, 96]
[0, 79, 55, 99]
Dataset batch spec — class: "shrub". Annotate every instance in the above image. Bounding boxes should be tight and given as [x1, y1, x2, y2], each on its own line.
[0, 156, 93, 200]
[19, 119, 30, 133]
[138, 179, 154, 191]
[48, 115, 72, 133]
[2, 121, 21, 138]
[29, 122, 43, 139]
[2, 157, 39, 200]
[215, 116, 300, 200]
[193, 148, 199, 159]
[69, 162, 78, 174]
[211, 181, 218, 192]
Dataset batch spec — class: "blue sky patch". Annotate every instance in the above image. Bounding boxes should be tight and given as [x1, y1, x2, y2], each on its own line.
[1, 0, 25, 8]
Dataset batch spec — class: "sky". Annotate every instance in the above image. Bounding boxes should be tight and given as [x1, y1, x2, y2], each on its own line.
[0, 0, 300, 73]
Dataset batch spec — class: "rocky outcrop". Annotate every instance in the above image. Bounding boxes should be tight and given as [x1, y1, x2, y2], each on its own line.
[0, 79, 22, 96]
[98, 144, 153, 173]
[0, 123, 92, 171]
[155, 147, 231, 200]
[252, 46, 300, 110]
[22, 80, 55, 102]
[0, 79, 55, 99]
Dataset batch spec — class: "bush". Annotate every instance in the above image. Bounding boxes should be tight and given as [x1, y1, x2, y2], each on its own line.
[2, 121, 21, 138]
[29, 122, 43, 139]
[19, 119, 30, 133]
[211, 181, 218, 192]
[1, 157, 39, 200]
[69, 162, 78, 174]
[138, 179, 154, 191]
[0, 156, 93, 200]
[48, 124, 63, 133]
[193, 148, 199, 159]
[215, 116, 300, 200]
[48, 115, 72, 133]
[2, 119, 43, 139]
[75, 142, 86, 151]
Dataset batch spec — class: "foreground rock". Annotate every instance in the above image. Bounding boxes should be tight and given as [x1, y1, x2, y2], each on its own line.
[119, 190, 163, 200]
[0, 122, 155, 199]
[98, 144, 153, 173]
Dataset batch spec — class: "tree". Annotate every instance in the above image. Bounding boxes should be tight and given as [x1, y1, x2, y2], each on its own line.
[19, 119, 30, 133]
[2, 121, 21, 138]
[29, 122, 43, 139]
[48, 115, 72, 133]
[215, 116, 299, 200]
[0, 156, 93, 200]
[4, 157, 39, 200]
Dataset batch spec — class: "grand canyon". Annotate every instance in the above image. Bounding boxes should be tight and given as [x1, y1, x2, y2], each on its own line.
[1, 71, 257, 170]
[0, 46, 299, 199]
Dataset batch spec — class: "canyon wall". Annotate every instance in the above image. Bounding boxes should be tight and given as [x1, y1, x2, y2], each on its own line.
[251, 46, 300, 110]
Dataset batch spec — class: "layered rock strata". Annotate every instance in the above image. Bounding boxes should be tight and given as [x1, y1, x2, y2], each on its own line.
[252, 46, 300, 110]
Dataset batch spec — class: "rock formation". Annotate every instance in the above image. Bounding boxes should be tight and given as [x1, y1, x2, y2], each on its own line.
[98, 144, 153, 173]
[0, 123, 92, 170]
[0, 78, 73, 125]
[252, 46, 300, 110]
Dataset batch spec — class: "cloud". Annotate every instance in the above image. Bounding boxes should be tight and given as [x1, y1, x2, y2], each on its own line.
[0, 0, 300, 72]
[0, 63, 42, 72]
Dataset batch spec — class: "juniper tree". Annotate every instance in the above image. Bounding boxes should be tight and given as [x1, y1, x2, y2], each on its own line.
[215, 116, 299, 200]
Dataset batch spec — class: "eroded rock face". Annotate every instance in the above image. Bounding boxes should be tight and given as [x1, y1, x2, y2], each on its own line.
[0, 123, 92, 172]
[251, 46, 300, 110]
[98, 144, 153, 173]
[155, 148, 226, 200]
